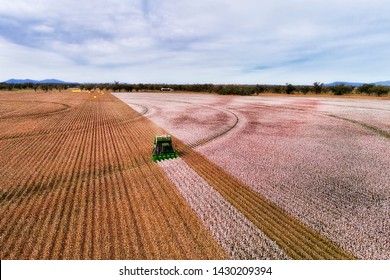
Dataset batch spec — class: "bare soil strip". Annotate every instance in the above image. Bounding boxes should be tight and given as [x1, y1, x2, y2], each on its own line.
[0, 91, 359, 259]
[115, 92, 388, 259]
[159, 158, 289, 260]
[117, 92, 358, 259]
[174, 142, 357, 260]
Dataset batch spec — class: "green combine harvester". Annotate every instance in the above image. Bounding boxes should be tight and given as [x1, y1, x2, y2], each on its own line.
[152, 135, 179, 162]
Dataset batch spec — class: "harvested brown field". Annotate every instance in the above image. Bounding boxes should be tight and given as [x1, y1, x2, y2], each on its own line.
[0, 90, 226, 259]
[2, 90, 387, 260]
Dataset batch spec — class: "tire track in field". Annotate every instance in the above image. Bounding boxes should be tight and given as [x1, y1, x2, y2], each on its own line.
[110, 94, 228, 259]
[188, 105, 239, 148]
[317, 101, 390, 112]
[159, 100, 239, 149]
[0, 99, 149, 204]
[0, 97, 82, 182]
[0, 98, 141, 141]
[210, 99, 390, 257]
[8, 101, 93, 259]
[248, 103, 390, 140]
[325, 114, 390, 140]
[119, 97, 240, 148]
[112, 99, 225, 259]
[0, 99, 90, 205]
[123, 102, 149, 115]
[0, 100, 71, 119]
[1, 97, 94, 258]
[117, 94, 357, 259]
[1, 91, 228, 260]
[107, 104, 207, 259]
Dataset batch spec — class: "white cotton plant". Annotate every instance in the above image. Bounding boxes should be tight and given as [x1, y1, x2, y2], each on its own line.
[158, 158, 288, 260]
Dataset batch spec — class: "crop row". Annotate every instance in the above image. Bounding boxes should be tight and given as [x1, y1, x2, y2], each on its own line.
[175, 143, 356, 259]
[0, 91, 226, 259]
[317, 98, 390, 134]
[0, 98, 67, 120]
[116, 92, 373, 259]
[117, 92, 389, 259]
[197, 101, 390, 259]
[159, 158, 288, 259]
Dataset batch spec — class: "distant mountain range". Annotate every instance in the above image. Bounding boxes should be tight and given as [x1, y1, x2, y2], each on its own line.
[2, 79, 71, 84]
[325, 80, 390, 87]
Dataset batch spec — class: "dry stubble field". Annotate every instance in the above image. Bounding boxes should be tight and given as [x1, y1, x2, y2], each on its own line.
[0, 90, 388, 259]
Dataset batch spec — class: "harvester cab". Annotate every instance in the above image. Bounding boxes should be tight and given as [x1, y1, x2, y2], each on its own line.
[152, 135, 179, 162]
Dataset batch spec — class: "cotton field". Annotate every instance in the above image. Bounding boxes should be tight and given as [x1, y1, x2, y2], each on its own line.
[116, 92, 390, 260]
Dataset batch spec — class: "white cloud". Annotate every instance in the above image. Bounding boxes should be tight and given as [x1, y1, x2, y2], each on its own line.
[31, 24, 54, 33]
[0, 0, 390, 83]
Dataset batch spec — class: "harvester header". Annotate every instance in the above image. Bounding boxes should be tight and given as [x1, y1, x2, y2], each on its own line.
[152, 135, 179, 162]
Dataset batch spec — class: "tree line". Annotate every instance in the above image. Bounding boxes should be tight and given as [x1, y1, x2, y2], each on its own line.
[0, 82, 77, 92]
[0, 82, 388, 96]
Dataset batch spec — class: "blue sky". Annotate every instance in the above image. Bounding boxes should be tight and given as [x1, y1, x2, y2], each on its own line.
[0, 0, 389, 84]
